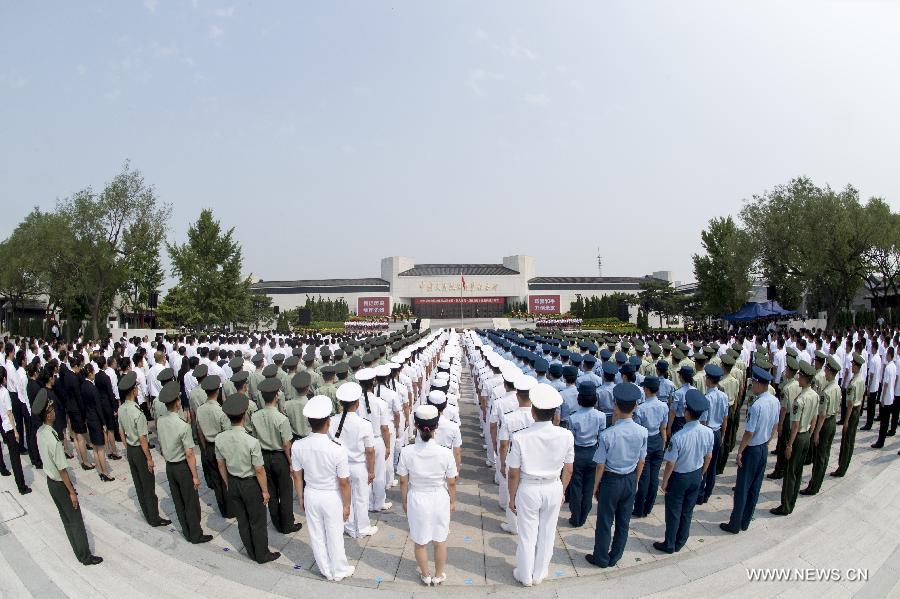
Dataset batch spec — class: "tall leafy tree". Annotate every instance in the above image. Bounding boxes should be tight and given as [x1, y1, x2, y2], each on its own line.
[692, 216, 754, 317]
[120, 217, 166, 326]
[56, 162, 170, 338]
[166, 209, 252, 328]
[862, 200, 900, 311]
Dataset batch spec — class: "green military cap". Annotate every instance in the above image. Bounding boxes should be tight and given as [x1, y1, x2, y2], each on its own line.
[732, 342, 743, 351]
[672, 348, 685, 361]
[118, 371, 137, 392]
[677, 341, 689, 352]
[721, 354, 736, 366]
[333, 349, 344, 360]
[231, 370, 249, 385]
[157, 367, 175, 384]
[159, 381, 181, 404]
[786, 347, 798, 358]
[334, 362, 349, 375]
[193, 364, 208, 379]
[262, 364, 278, 377]
[33, 388, 51, 416]
[321, 365, 335, 376]
[754, 355, 772, 370]
[694, 350, 708, 361]
[692, 341, 703, 350]
[229, 356, 244, 370]
[649, 343, 661, 356]
[826, 356, 842, 372]
[621, 341, 632, 351]
[814, 350, 827, 361]
[348, 355, 362, 368]
[798, 360, 816, 377]
[222, 393, 249, 417]
[292, 348, 304, 357]
[709, 342, 720, 352]
[726, 348, 739, 359]
[378, 346, 386, 356]
[320, 347, 332, 357]
[786, 356, 799, 372]
[284, 355, 300, 368]
[704, 346, 716, 357]
[302, 352, 316, 363]
[291, 371, 311, 389]
[251, 353, 265, 364]
[258, 377, 281, 394]
[273, 353, 286, 363]
[661, 339, 672, 350]
[852, 354, 865, 367]
[634, 341, 645, 352]
[201, 375, 221, 392]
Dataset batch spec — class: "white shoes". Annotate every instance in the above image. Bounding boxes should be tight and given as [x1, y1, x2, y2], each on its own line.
[431, 573, 447, 585]
[500, 522, 517, 534]
[418, 569, 432, 586]
[374, 502, 393, 512]
[390, 479, 399, 486]
[512, 569, 532, 587]
[330, 566, 355, 582]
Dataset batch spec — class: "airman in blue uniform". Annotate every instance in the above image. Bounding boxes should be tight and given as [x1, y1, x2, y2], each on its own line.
[558, 366, 580, 426]
[567, 381, 607, 527]
[596, 363, 617, 421]
[653, 389, 713, 553]
[585, 383, 647, 567]
[720, 367, 779, 534]
[667, 366, 696, 438]
[697, 364, 729, 504]
[632, 376, 669, 517]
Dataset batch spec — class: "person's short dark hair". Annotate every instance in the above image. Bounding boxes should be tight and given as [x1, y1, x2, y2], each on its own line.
[308, 416, 329, 432]
[577, 393, 597, 408]
[615, 399, 636, 414]
[227, 413, 244, 425]
[533, 406, 556, 422]
[686, 406, 703, 420]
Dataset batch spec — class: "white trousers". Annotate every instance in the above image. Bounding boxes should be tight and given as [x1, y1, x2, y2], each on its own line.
[385, 430, 396, 485]
[346, 461, 372, 537]
[497, 463, 509, 509]
[304, 488, 352, 579]
[484, 419, 496, 464]
[369, 438, 387, 510]
[515, 480, 563, 585]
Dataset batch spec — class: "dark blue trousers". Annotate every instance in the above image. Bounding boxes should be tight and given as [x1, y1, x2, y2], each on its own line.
[727, 443, 767, 530]
[663, 468, 702, 551]
[699, 429, 721, 503]
[633, 434, 664, 516]
[591, 470, 637, 566]
[568, 444, 598, 526]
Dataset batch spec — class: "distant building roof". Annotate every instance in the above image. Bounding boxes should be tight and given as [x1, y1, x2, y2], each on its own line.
[528, 276, 648, 291]
[251, 278, 390, 294]
[398, 264, 519, 277]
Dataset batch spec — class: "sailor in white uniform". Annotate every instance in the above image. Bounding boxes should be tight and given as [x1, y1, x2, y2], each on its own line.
[356, 368, 393, 511]
[398, 404, 458, 586]
[498, 375, 537, 534]
[329, 382, 377, 538]
[426, 390, 462, 473]
[291, 396, 355, 581]
[507, 383, 575, 587]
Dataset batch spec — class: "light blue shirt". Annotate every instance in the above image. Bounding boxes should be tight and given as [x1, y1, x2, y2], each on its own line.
[559, 385, 579, 423]
[664, 420, 714, 473]
[744, 391, 780, 447]
[569, 406, 606, 447]
[670, 384, 695, 418]
[592, 418, 648, 475]
[657, 377, 676, 404]
[577, 370, 603, 389]
[634, 397, 669, 436]
[536, 375, 550, 386]
[596, 382, 615, 414]
[701, 388, 729, 431]
[549, 378, 566, 392]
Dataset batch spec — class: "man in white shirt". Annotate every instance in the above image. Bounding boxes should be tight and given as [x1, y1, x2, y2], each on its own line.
[861, 345, 882, 431]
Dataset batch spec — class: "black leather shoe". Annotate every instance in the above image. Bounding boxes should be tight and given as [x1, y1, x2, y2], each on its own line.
[859, 426, 872, 431]
[652, 541, 674, 554]
[258, 551, 280, 564]
[766, 472, 783, 480]
[769, 506, 787, 516]
[284, 522, 302, 533]
[0, 469, 10, 477]
[719, 523, 739, 534]
[193, 534, 214, 544]
[99, 473, 115, 482]
[82, 555, 104, 566]
[799, 488, 815, 495]
[830, 470, 844, 477]
[152, 518, 172, 527]
[81, 462, 95, 471]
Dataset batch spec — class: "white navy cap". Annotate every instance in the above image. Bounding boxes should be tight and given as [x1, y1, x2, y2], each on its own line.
[336, 382, 362, 403]
[303, 395, 333, 419]
[530, 383, 563, 409]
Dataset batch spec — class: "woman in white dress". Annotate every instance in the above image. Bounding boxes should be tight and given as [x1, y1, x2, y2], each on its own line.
[398, 404, 458, 586]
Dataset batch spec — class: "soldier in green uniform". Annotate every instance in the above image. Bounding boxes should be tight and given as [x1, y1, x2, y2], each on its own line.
[802, 357, 841, 495]
[716, 354, 741, 474]
[286, 371, 312, 440]
[831, 354, 865, 477]
[216, 393, 280, 563]
[302, 353, 324, 393]
[157, 381, 212, 544]
[318, 365, 339, 414]
[805, 351, 829, 466]
[248, 354, 266, 408]
[252, 377, 300, 534]
[34, 390, 103, 565]
[770, 361, 818, 516]
[152, 368, 178, 422]
[768, 357, 799, 479]
[118, 371, 170, 527]
[188, 364, 209, 416]
[334, 361, 350, 389]
[224, 357, 243, 398]
[196, 374, 231, 518]
[347, 355, 362, 383]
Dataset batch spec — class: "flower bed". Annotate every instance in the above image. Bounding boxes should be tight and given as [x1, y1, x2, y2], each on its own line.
[535, 317, 583, 329]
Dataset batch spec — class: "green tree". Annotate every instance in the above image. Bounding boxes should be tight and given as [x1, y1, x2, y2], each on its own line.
[119, 217, 166, 326]
[862, 200, 900, 311]
[741, 177, 889, 325]
[632, 278, 680, 328]
[166, 209, 252, 328]
[57, 162, 170, 338]
[692, 216, 754, 317]
[239, 294, 275, 330]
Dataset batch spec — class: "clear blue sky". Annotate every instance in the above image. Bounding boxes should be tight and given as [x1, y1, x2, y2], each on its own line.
[2, 1, 899, 287]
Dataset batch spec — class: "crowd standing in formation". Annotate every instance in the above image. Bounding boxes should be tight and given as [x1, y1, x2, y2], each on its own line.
[0, 323, 898, 585]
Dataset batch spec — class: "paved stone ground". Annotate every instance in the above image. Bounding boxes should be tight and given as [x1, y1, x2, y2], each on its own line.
[2, 364, 900, 597]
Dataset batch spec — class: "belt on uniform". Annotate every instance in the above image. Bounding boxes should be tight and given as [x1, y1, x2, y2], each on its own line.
[166, 459, 187, 465]
[520, 475, 559, 483]
[304, 485, 339, 492]
[262, 449, 284, 454]
[575, 443, 598, 449]
[227, 473, 254, 480]
[602, 469, 636, 478]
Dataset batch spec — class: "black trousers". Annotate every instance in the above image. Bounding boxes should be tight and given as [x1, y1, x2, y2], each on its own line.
[10, 393, 26, 451]
[262, 450, 294, 533]
[807, 416, 836, 493]
[0, 429, 27, 492]
[201, 441, 230, 518]
[568, 444, 598, 526]
[727, 443, 767, 530]
[699, 429, 722, 503]
[166, 460, 204, 542]
[48, 478, 92, 563]
[781, 430, 810, 514]
[227, 474, 270, 562]
[836, 406, 860, 475]
[592, 470, 636, 567]
[634, 434, 664, 517]
[26, 412, 42, 467]
[663, 468, 702, 551]
[864, 392, 879, 427]
[126, 444, 162, 525]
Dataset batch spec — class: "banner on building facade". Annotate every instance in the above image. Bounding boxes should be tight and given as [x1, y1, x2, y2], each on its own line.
[528, 295, 561, 313]
[413, 297, 505, 305]
[358, 297, 389, 315]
